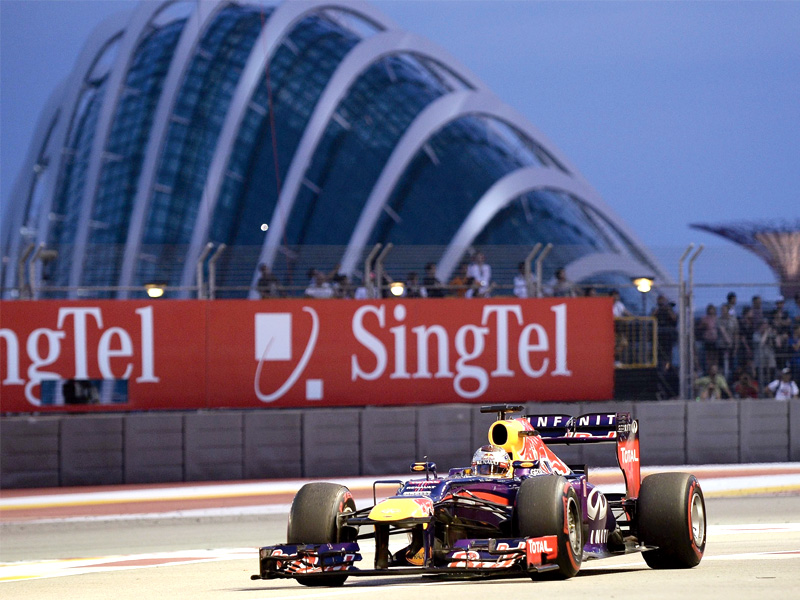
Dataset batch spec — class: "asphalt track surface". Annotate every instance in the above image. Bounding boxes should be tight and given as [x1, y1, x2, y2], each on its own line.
[2, 464, 799, 600]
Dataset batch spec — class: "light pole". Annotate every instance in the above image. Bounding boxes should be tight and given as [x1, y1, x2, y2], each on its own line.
[632, 277, 654, 315]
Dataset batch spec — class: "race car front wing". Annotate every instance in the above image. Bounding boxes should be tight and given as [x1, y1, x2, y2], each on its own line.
[252, 535, 561, 581]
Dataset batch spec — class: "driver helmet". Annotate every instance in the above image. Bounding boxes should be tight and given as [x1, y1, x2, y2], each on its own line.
[471, 445, 511, 477]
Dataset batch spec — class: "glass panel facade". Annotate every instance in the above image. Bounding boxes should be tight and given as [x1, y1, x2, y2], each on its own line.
[136, 5, 270, 287]
[46, 82, 107, 297]
[83, 17, 187, 293]
[210, 12, 363, 295]
[370, 115, 545, 247]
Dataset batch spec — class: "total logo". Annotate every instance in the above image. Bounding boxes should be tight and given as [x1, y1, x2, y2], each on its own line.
[620, 448, 639, 464]
[526, 538, 554, 554]
[253, 307, 321, 403]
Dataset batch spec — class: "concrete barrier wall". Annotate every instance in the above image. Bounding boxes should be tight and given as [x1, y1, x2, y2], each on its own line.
[1, 399, 797, 488]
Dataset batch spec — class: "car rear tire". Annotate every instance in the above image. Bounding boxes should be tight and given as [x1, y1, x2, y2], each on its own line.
[287, 482, 356, 586]
[638, 472, 706, 569]
[516, 475, 582, 579]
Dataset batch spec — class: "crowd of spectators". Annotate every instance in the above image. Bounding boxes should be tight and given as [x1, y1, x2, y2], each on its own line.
[691, 292, 800, 400]
[256, 258, 800, 400]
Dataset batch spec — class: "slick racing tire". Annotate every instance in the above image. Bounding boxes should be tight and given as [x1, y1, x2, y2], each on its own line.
[287, 482, 357, 587]
[516, 475, 582, 579]
[638, 472, 706, 569]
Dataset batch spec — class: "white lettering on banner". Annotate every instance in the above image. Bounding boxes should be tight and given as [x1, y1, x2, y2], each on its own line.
[350, 303, 571, 399]
[0, 306, 158, 406]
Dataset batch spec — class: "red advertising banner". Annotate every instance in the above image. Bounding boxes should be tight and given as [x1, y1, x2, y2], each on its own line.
[0, 298, 614, 413]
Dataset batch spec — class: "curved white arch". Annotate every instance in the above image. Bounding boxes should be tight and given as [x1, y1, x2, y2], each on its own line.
[69, 0, 173, 293]
[2, 81, 66, 294]
[339, 90, 577, 276]
[7, 10, 131, 296]
[249, 29, 489, 295]
[178, 0, 395, 296]
[436, 166, 672, 284]
[562, 252, 660, 284]
[117, 0, 229, 297]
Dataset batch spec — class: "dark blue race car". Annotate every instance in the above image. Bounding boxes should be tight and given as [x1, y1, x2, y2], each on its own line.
[252, 405, 706, 586]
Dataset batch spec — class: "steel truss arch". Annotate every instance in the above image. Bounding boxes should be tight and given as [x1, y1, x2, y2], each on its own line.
[2, 11, 131, 295]
[179, 0, 395, 296]
[338, 90, 581, 276]
[69, 0, 181, 294]
[118, 0, 232, 297]
[436, 166, 671, 284]
[249, 29, 489, 295]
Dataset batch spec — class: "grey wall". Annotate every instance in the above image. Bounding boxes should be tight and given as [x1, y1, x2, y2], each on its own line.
[1, 399, 798, 488]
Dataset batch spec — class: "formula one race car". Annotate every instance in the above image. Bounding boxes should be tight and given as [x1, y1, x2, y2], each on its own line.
[252, 405, 705, 586]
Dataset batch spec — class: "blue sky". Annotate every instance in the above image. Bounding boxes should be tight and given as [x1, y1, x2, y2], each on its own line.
[1, 0, 798, 300]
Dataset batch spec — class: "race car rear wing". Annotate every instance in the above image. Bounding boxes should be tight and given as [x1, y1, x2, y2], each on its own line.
[526, 411, 641, 499]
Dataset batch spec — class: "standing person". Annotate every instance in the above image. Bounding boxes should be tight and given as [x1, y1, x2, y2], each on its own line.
[549, 267, 576, 297]
[467, 251, 492, 297]
[720, 292, 736, 318]
[513, 261, 532, 298]
[422, 263, 444, 298]
[652, 294, 678, 368]
[737, 305, 755, 367]
[405, 272, 424, 298]
[694, 364, 732, 400]
[697, 304, 719, 373]
[611, 289, 632, 317]
[766, 367, 799, 400]
[753, 320, 777, 386]
[256, 263, 280, 298]
[717, 300, 738, 379]
[733, 371, 760, 399]
[449, 262, 470, 298]
[751, 295, 765, 331]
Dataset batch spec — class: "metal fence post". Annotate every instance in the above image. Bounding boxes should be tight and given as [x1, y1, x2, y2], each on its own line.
[208, 243, 226, 300]
[534, 243, 553, 298]
[196, 242, 214, 299]
[364, 243, 382, 298]
[524, 243, 542, 298]
[687, 245, 704, 395]
[678, 244, 693, 400]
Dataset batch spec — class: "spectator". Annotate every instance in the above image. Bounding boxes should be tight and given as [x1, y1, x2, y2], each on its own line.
[720, 292, 736, 319]
[717, 299, 738, 379]
[697, 304, 719, 372]
[737, 305, 755, 366]
[652, 294, 678, 368]
[772, 297, 793, 369]
[256, 263, 280, 298]
[405, 272, 425, 298]
[751, 295, 765, 330]
[304, 269, 334, 299]
[733, 371, 760, 399]
[467, 251, 492, 297]
[765, 367, 799, 400]
[753, 320, 777, 386]
[785, 292, 800, 321]
[694, 364, 732, 400]
[789, 322, 800, 380]
[331, 273, 352, 298]
[611, 289, 632, 317]
[513, 261, 532, 298]
[422, 263, 444, 298]
[449, 262, 470, 298]
[549, 267, 576, 297]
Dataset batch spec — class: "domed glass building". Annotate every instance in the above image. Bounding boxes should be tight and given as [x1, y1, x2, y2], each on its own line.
[1, 0, 670, 304]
